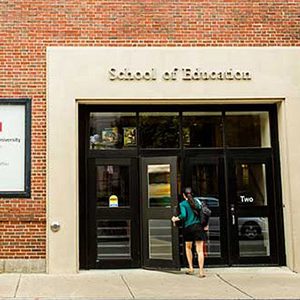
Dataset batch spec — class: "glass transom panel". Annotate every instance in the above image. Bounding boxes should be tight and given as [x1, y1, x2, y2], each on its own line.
[225, 112, 270, 147]
[90, 112, 136, 150]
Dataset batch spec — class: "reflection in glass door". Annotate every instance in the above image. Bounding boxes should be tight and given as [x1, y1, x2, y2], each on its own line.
[185, 155, 226, 265]
[236, 163, 270, 256]
[228, 151, 277, 264]
[141, 157, 180, 269]
[185, 151, 279, 266]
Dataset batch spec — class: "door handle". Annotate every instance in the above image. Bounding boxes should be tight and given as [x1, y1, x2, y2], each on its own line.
[230, 204, 235, 225]
[232, 214, 236, 225]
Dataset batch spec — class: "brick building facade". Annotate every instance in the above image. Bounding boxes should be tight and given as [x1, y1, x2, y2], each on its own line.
[1, 1, 300, 273]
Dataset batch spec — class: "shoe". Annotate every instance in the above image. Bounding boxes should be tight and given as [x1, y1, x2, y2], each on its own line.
[199, 274, 206, 278]
[185, 269, 194, 275]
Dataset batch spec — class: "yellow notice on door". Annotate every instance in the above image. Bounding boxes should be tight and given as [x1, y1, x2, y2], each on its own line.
[109, 195, 118, 208]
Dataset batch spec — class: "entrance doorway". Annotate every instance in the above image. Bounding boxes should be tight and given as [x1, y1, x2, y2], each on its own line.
[140, 156, 180, 269]
[84, 156, 180, 269]
[79, 105, 285, 269]
[185, 150, 278, 266]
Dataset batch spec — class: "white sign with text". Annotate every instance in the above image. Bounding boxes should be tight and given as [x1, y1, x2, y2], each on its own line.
[0, 105, 25, 191]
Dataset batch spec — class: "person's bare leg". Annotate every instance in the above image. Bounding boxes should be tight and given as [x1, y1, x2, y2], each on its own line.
[185, 241, 194, 273]
[195, 241, 205, 277]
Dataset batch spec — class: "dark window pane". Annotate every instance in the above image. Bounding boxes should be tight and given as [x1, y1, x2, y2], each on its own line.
[97, 220, 131, 259]
[191, 164, 220, 258]
[182, 112, 223, 148]
[236, 163, 268, 206]
[225, 112, 270, 147]
[191, 164, 219, 200]
[140, 112, 179, 148]
[149, 220, 172, 260]
[89, 112, 136, 150]
[239, 217, 270, 256]
[96, 165, 129, 207]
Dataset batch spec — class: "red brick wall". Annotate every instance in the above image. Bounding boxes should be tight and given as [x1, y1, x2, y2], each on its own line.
[0, 0, 299, 259]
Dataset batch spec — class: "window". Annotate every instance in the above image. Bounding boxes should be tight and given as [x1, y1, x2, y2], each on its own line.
[225, 112, 270, 147]
[89, 112, 136, 150]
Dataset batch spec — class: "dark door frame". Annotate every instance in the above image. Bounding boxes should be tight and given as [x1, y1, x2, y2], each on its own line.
[87, 157, 140, 269]
[183, 150, 228, 266]
[184, 148, 283, 266]
[140, 156, 180, 269]
[226, 149, 280, 265]
[79, 104, 286, 269]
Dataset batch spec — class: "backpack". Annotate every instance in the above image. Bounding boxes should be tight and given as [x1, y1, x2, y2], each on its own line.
[194, 198, 211, 227]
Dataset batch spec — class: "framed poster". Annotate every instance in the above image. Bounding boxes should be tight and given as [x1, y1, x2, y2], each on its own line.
[102, 127, 118, 145]
[0, 99, 31, 197]
[123, 127, 136, 147]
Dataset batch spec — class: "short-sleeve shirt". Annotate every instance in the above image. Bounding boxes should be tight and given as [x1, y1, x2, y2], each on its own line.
[178, 199, 201, 228]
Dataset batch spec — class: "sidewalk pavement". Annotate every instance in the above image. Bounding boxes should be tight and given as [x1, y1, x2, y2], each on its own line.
[0, 267, 299, 300]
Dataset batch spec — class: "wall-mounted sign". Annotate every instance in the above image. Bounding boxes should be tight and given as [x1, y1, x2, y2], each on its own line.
[240, 195, 254, 203]
[109, 195, 119, 208]
[0, 99, 31, 197]
[109, 68, 252, 81]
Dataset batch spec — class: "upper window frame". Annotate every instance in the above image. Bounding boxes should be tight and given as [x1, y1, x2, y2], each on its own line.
[86, 104, 275, 153]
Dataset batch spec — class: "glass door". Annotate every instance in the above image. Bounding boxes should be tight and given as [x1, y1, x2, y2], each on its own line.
[184, 154, 227, 265]
[141, 156, 180, 269]
[227, 150, 278, 265]
[87, 158, 140, 268]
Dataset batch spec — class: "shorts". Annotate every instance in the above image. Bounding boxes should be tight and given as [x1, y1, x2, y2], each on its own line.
[183, 223, 207, 242]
